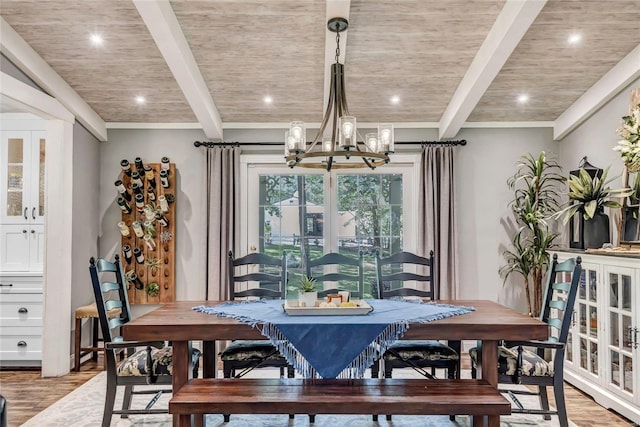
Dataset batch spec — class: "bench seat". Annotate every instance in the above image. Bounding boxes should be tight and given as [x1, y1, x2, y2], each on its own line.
[170, 378, 510, 417]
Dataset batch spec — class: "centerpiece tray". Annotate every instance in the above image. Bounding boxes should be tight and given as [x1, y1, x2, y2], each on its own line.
[283, 300, 374, 316]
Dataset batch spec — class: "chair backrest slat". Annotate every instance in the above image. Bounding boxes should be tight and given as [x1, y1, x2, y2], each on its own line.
[89, 255, 132, 367]
[305, 251, 364, 298]
[376, 250, 436, 300]
[228, 251, 287, 300]
[540, 254, 582, 344]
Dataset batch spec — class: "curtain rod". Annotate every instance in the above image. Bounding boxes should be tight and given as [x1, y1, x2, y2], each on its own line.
[193, 139, 466, 148]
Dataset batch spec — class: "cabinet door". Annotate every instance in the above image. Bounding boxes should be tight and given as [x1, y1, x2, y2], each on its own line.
[29, 132, 46, 224]
[0, 224, 31, 271]
[604, 266, 636, 400]
[0, 131, 33, 225]
[566, 262, 601, 379]
[29, 224, 45, 272]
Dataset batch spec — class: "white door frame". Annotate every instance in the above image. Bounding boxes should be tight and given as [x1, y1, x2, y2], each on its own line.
[2, 72, 75, 376]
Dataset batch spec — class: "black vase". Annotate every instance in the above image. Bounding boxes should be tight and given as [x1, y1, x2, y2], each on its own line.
[583, 212, 610, 249]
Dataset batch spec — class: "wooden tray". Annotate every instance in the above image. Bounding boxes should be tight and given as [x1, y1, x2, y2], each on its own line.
[283, 300, 374, 316]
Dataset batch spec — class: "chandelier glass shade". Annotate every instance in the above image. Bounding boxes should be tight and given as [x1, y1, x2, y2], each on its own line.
[284, 17, 394, 170]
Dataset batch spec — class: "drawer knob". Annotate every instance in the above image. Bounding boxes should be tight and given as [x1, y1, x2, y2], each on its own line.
[18, 307, 28, 313]
[17, 341, 27, 347]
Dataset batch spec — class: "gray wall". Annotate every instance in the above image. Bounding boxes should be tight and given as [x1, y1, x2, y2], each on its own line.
[103, 126, 557, 314]
[71, 122, 101, 314]
[101, 129, 208, 315]
[1, 53, 41, 90]
[558, 77, 640, 246]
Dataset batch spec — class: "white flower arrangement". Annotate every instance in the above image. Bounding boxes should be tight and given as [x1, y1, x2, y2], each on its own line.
[613, 103, 640, 171]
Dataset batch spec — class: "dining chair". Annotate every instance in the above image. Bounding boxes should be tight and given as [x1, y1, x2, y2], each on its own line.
[469, 254, 582, 427]
[372, 249, 459, 421]
[304, 250, 364, 299]
[220, 250, 295, 421]
[372, 250, 459, 379]
[88, 256, 200, 427]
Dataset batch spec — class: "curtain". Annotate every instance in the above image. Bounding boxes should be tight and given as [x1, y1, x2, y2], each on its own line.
[418, 146, 458, 299]
[206, 146, 241, 300]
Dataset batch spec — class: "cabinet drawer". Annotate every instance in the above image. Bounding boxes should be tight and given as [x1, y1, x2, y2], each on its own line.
[0, 330, 42, 360]
[0, 276, 43, 293]
[0, 297, 43, 327]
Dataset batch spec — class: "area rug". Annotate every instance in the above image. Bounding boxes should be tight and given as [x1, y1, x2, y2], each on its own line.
[22, 370, 576, 427]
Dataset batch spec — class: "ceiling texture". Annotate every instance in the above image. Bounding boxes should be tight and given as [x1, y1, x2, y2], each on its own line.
[0, 0, 639, 141]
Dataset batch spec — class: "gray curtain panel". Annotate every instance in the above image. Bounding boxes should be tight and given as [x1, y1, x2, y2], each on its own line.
[418, 146, 458, 299]
[206, 146, 241, 301]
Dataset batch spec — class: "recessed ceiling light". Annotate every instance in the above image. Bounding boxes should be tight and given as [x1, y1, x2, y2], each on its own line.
[263, 96, 273, 104]
[89, 33, 103, 47]
[567, 33, 582, 45]
[135, 96, 146, 105]
[390, 95, 400, 105]
[517, 94, 529, 104]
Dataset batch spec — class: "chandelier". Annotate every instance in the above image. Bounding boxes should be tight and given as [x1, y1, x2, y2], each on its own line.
[284, 17, 394, 171]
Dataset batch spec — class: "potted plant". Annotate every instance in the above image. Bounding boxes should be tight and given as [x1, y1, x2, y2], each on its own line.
[298, 275, 317, 307]
[500, 152, 565, 317]
[555, 166, 632, 248]
[613, 103, 640, 172]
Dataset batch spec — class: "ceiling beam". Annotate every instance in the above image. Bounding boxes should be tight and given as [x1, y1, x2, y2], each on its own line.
[554, 44, 640, 140]
[0, 72, 74, 123]
[133, 0, 223, 140]
[323, 0, 351, 116]
[0, 17, 107, 141]
[438, 0, 547, 140]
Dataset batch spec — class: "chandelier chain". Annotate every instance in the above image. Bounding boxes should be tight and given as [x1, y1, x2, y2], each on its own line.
[335, 30, 340, 63]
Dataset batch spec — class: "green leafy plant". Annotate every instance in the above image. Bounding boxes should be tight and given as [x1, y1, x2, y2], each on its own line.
[146, 281, 160, 297]
[613, 103, 640, 170]
[298, 275, 316, 293]
[500, 152, 565, 317]
[554, 167, 633, 223]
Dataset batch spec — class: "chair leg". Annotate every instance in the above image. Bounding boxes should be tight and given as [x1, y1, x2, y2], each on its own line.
[371, 358, 380, 378]
[102, 373, 116, 427]
[287, 365, 295, 378]
[92, 317, 99, 361]
[539, 385, 551, 421]
[309, 414, 316, 423]
[121, 385, 133, 419]
[553, 382, 569, 427]
[74, 318, 82, 372]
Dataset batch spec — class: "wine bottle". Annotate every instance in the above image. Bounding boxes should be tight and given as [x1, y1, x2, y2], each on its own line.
[144, 234, 156, 250]
[135, 193, 145, 212]
[132, 171, 143, 188]
[123, 245, 133, 264]
[135, 157, 144, 173]
[120, 159, 132, 177]
[160, 170, 169, 188]
[117, 197, 132, 214]
[155, 212, 169, 227]
[132, 221, 144, 238]
[161, 156, 170, 172]
[130, 271, 144, 290]
[133, 247, 145, 264]
[117, 221, 130, 237]
[114, 180, 132, 201]
[147, 186, 156, 201]
[144, 165, 156, 188]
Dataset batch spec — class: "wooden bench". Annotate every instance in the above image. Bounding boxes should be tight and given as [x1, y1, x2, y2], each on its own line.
[170, 378, 510, 425]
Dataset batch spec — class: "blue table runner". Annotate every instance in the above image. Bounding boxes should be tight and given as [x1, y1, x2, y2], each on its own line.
[193, 299, 474, 379]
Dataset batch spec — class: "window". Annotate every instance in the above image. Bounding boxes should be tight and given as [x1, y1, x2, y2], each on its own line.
[242, 155, 418, 298]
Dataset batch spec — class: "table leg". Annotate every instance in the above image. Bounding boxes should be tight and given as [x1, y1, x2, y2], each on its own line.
[172, 341, 190, 427]
[478, 339, 499, 427]
[203, 340, 216, 378]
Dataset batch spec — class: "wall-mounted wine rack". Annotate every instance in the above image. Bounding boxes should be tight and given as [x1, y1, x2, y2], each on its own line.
[116, 157, 176, 304]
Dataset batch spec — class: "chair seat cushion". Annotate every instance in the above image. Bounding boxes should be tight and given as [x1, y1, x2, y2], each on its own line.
[118, 346, 174, 376]
[220, 340, 286, 362]
[469, 345, 553, 377]
[383, 340, 459, 361]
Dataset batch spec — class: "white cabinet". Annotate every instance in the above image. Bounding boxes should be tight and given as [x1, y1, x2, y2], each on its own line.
[554, 251, 640, 424]
[0, 275, 43, 366]
[1, 116, 45, 367]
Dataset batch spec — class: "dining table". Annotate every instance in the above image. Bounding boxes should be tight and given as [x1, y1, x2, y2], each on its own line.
[123, 299, 548, 427]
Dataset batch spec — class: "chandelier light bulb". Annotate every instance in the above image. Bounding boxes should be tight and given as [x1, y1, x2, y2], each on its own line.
[365, 133, 379, 153]
[378, 124, 394, 153]
[339, 116, 356, 148]
[288, 121, 306, 151]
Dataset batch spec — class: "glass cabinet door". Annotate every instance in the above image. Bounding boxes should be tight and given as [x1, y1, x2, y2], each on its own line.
[1, 131, 44, 224]
[1, 132, 30, 224]
[605, 267, 635, 399]
[569, 263, 600, 378]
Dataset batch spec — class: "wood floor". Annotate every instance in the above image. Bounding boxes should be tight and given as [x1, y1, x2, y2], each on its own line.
[0, 355, 634, 427]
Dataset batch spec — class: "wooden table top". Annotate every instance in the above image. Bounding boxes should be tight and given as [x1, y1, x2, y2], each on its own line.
[124, 300, 548, 342]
